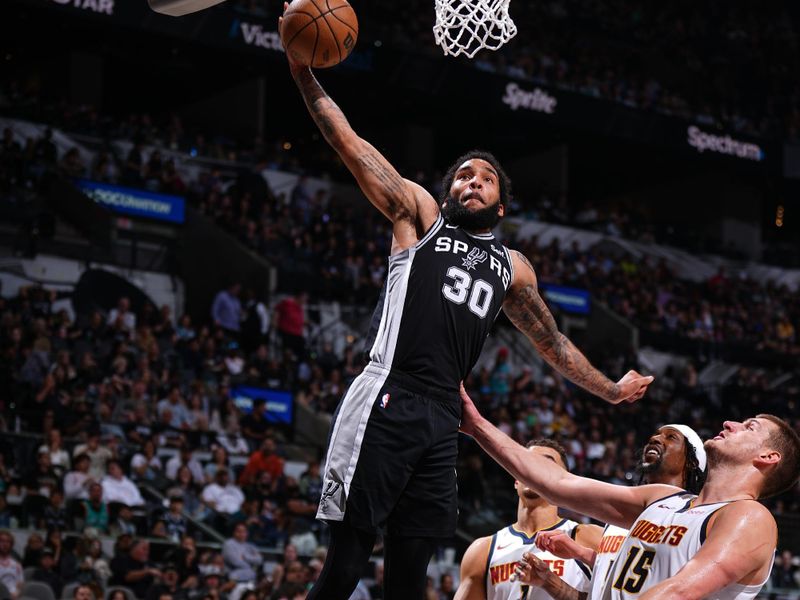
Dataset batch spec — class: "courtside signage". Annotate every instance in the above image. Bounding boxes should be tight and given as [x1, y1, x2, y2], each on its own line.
[232, 386, 294, 425]
[76, 179, 185, 224]
[686, 126, 764, 162]
[541, 284, 590, 315]
[51, 0, 114, 15]
[501, 82, 558, 114]
[230, 19, 285, 52]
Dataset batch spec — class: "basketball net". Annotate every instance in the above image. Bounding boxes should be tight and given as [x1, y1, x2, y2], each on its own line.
[433, 0, 517, 58]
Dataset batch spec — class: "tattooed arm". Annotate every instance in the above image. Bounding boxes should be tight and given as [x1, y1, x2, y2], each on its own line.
[286, 64, 438, 246]
[503, 251, 653, 404]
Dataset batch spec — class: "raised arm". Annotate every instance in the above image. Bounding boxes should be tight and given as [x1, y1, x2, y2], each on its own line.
[638, 502, 776, 599]
[504, 251, 653, 404]
[459, 384, 679, 528]
[280, 7, 438, 248]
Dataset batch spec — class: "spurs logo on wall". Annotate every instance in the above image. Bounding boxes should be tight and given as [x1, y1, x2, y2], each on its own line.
[52, 0, 114, 15]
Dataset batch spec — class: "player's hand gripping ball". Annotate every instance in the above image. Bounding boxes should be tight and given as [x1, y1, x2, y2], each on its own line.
[280, 0, 359, 68]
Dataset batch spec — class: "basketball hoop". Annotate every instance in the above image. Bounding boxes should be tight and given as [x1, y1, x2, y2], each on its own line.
[433, 0, 517, 58]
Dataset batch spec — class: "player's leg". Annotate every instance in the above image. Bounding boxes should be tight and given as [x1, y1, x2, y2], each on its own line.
[306, 519, 376, 600]
[384, 395, 461, 597]
[383, 535, 440, 600]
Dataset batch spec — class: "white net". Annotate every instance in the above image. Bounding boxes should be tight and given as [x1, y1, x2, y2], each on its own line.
[433, 0, 517, 58]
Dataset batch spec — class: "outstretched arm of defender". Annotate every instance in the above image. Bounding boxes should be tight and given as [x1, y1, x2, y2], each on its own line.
[638, 502, 776, 599]
[458, 384, 679, 529]
[503, 251, 653, 404]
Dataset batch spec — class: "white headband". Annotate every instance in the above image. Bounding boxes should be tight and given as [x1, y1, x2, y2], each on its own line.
[664, 424, 707, 472]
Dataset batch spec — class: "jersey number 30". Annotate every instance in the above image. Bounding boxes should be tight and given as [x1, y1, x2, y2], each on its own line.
[442, 267, 494, 318]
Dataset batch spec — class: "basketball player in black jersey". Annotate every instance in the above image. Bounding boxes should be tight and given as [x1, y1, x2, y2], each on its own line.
[280, 6, 653, 598]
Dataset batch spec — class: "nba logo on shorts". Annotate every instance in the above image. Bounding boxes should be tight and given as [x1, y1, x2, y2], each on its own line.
[380, 393, 390, 408]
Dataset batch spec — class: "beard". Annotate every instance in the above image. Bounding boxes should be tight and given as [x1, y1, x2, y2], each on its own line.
[637, 453, 663, 475]
[441, 196, 502, 231]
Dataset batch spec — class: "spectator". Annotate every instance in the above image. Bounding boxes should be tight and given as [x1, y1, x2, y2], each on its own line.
[201, 470, 245, 516]
[73, 429, 113, 481]
[107, 297, 137, 338]
[0, 530, 22, 598]
[203, 446, 233, 484]
[211, 283, 242, 336]
[30, 546, 64, 597]
[40, 490, 68, 531]
[130, 438, 164, 486]
[109, 505, 138, 537]
[144, 563, 184, 600]
[166, 466, 203, 518]
[22, 533, 45, 568]
[72, 585, 95, 600]
[772, 549, 800, 589]
[273, 292, 306, 361]
[165, 444, 204, 485]
[157, 386, 192, 431]
[109, 539, 161, 599]
[82, 483, 110, 533]
[64, 453, 94, 501]
[158, 496, 188, 543]
[222, 522, 262, 583]
[238, 438, 284, 487]
[101, 460, 145, 507]
[38, 429, 70, 477]
[239, 399, 269, 449]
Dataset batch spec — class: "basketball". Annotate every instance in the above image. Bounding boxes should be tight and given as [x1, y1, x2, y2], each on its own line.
[280, 0, 359, 69]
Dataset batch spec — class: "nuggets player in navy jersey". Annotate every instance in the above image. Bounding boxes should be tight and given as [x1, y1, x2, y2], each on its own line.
[458, 387, 800, 599]
[514, 424, 706, 599]
[455, 440, 601, 600]
[281, 10, 653, 598]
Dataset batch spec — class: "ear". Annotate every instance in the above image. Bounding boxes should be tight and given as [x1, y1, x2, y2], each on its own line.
[497, 202, 505, 218]
[754, 449, 781, 469]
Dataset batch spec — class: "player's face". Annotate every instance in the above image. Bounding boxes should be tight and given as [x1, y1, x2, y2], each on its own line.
[640, 426, 687, 476]
[447, 159, 503, 211]
[516, 446, 566, 501]
[706, 417, 778, 463]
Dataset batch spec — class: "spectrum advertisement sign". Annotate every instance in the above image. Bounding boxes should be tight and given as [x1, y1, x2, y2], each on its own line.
[76, 179, 185, 224]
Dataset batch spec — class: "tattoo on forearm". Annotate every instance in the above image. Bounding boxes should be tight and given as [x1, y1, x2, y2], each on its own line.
[294, 69, 349, 146]
[293, 69, 412, 221]
[505, 258, 618, 400]
[355, 152, 411, 219]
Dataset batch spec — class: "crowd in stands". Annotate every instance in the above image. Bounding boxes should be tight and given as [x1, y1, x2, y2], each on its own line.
[2, 88, 800, 600]
[230, 0, 800, 141]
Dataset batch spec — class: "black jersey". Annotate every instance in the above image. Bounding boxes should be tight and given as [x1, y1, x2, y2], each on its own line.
[363, 214, 514, 392]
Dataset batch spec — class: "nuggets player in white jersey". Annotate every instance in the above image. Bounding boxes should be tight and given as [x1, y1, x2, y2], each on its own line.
[513, 424, 707, 599]
[455, 440, 601, 600]
[458, 386, 800, 599]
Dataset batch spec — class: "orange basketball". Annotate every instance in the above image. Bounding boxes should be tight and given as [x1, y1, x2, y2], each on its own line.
[280, 0, 359, 69]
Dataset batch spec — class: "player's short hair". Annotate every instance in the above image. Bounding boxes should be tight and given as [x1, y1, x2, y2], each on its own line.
[439, 150, 513, 207]
[526, 439, 569, 471]
[757, 414, 800, 498]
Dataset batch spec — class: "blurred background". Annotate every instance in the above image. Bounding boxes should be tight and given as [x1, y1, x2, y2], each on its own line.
[0, 0, 799, 598]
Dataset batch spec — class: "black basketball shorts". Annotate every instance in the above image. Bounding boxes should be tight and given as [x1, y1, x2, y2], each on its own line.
[316, 363, 462, 538]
